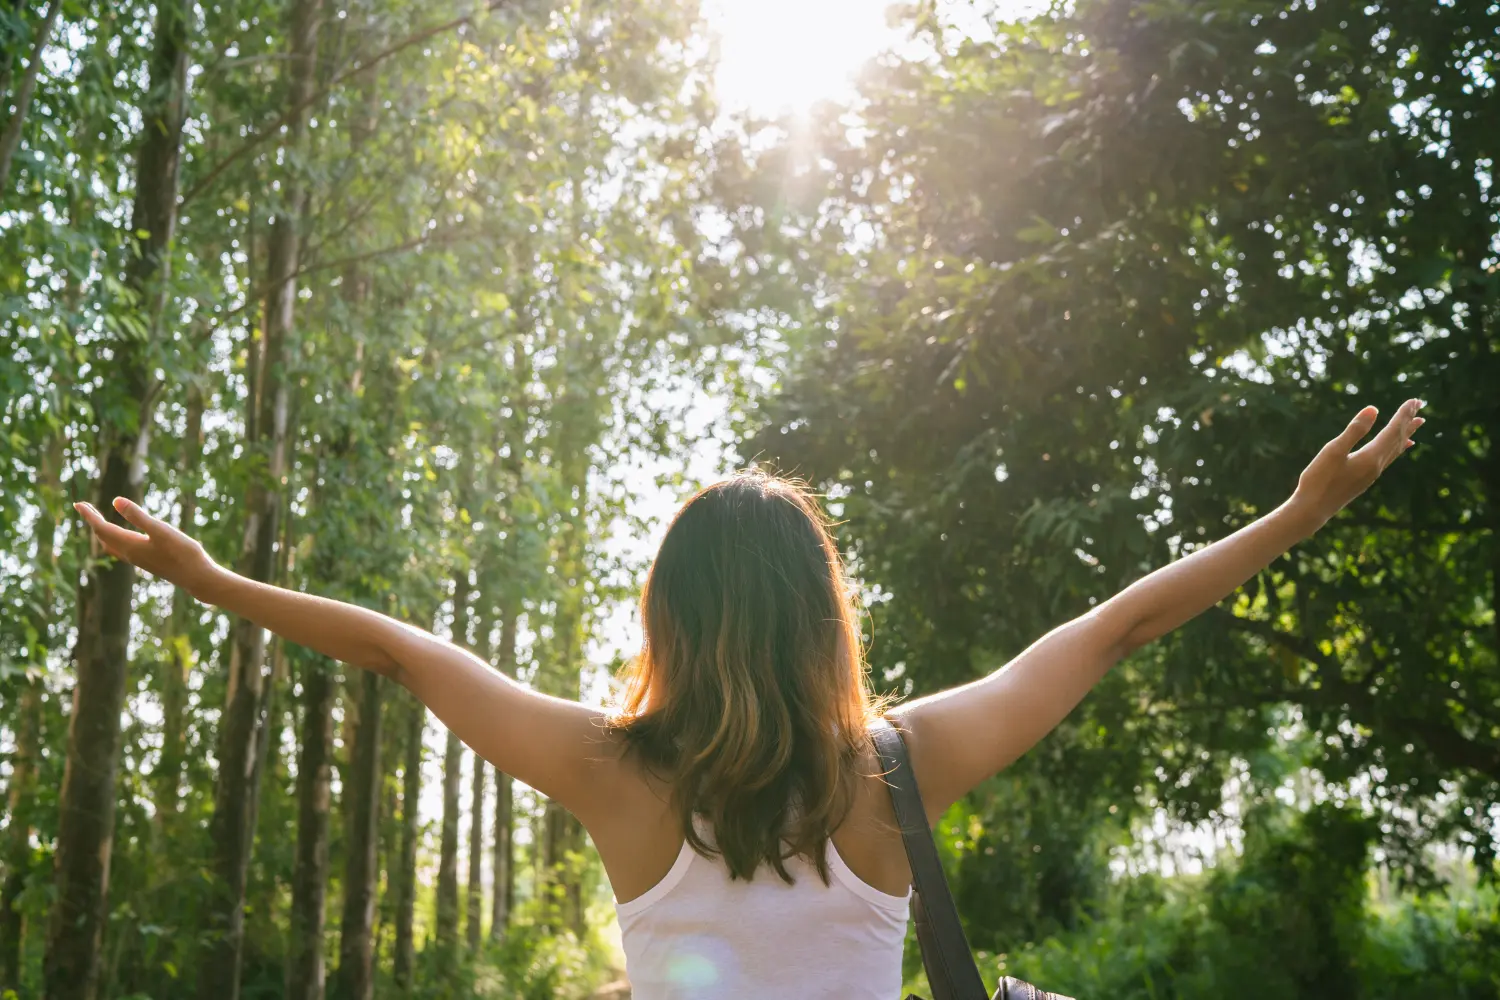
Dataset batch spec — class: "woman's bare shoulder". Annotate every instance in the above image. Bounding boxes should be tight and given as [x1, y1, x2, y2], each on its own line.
[580, 734, 683, 904]
[830, 748, 911, 896]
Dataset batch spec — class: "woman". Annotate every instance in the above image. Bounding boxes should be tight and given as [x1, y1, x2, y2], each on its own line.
[77, 400, 1424, 999]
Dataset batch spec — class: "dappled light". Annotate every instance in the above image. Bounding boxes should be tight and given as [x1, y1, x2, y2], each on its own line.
[1, 0, 1496, 998]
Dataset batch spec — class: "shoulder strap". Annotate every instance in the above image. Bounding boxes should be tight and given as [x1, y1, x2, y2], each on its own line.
[871, 724, 989, 1000]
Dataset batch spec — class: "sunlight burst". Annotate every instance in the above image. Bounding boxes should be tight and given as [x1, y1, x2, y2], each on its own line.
[705, 0, 897, 115]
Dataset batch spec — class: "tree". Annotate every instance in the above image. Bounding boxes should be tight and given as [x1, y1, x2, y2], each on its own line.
[154, 382, 204, 830]
[332, 670, 382, 1000]
[0, 0, 741, 994]
[43, 4, 190, 996]
[490, 606, 520, 940]
[286, 655, 335, 1000]
[465, 751, 486, 952]
[744, 0, 1500, 934]
[434, 569, 470, 962]
[393, 696, 425, 990]
[197, 4, 322, 997]
[0, 0, 64, 195]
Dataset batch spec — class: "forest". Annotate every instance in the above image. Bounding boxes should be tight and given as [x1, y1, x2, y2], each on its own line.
[0, 0, 1496, 998]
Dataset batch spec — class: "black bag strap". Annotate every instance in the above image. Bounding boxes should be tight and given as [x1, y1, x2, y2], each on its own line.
[872, 723, 990, 1000]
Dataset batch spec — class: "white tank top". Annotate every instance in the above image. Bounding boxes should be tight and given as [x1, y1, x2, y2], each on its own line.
[615, 818, 911, 1000]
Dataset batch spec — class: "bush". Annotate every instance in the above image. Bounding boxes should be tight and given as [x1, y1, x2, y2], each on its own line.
[901, 804, 1500, 1000]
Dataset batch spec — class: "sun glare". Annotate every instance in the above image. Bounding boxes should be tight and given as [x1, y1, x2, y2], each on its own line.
[705, 0, 897, 115]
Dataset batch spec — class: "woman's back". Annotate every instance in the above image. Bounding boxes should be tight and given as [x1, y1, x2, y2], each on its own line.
[589, 737, 917, 1000]
[614, 812, 909, 1000]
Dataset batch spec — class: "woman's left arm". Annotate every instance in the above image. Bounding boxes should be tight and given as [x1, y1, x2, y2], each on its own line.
[895, 399, 1425, 821]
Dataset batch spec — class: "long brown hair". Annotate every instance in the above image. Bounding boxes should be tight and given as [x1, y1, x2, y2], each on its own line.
[611, 471, 887, 884]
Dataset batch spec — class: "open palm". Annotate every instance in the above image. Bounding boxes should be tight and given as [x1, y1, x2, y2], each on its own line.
[1293, 399, 1425, 527]
[75, 497, 220, 595]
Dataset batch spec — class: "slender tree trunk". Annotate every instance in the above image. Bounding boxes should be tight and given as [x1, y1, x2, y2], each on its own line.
[332, 670, 383, 1000]
[376, 750, 399, 966]
[465, 752, 486, 951]
[246, 626, 290, 957]
[392, 695, 424, 990]
[490, 606, 518, 941]
[434, 736, 464, 957]
[0, 682, 41, 993]
[532, 811, 546, 909]
[490, 767, 512, 933]
[0, 0, 17, 102]
[43, 5, 189, 996]
[0, 425, 64, 991]
[327, 67, 383, 998]
[285, 661, 335, 1000]
[434, 570, 470, 958]
[0, 0, 63, 197]
[155, 381, 204, 830]
[462, 601, 490, 951]
[543, 388, 591, 936]
[542, 802, 583, 933]
[197, 4, 320, 998]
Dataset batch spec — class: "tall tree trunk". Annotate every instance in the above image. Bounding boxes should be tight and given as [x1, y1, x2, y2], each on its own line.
[489, 605, 518, 941]
[433, 570, 470, 958]
[327, 70, 383, 999]
[434, 736, 464, 958]
[375, 748, 400, 967]
[0, 0, 18, 102]
[465, 752, 485, 952]
[0, 682, 41, 993]
[542, 803, 584, 933]
[285, 661, 335, 1000]
[463, 602, 490, 951]
[392, 695, 424, 990]
[542, 372, 592, 936]
[43, 4, 190, 996]
[332, 670, 383, 1000]
[196, 4, 320, 998]
[155, 381, 204, 830]
[0, 0, 63, 197]
[1, 424, 64, 991]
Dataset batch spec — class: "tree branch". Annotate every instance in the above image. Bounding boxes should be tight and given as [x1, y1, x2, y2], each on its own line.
[1216, 610, 1500, 783]
[298, 225, 472, 279]
[1334, 512, 1491, 536]
[183, 0, 514, 206]
[0, 0, 64, 197]
[209, 223, 475, 325]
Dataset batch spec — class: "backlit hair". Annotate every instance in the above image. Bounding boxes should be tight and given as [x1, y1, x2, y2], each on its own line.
[611, 471, 887, 884]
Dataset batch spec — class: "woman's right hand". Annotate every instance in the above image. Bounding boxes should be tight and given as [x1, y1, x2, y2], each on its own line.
[1287, 399, 1425, 532]
[76, 497, 223, 598]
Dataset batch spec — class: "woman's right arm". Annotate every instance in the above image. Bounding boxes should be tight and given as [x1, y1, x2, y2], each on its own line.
[76, 498, 616, 821]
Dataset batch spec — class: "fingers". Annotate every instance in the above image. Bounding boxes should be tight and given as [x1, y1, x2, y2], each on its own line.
[1331, 406, 1379, 452]
[1402, 413, 1426, 452]
[74, 502, 149, 560]
[1356, 398, 1422, 465]
[112, 496, 159, 532]
[75, 501, 115, 535]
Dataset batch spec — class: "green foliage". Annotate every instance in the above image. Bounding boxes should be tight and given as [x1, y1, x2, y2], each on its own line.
[730, 0, 1498, 993]
[2, 0, 731, 995]
[1364, 879, 1500, 997]
[1, 0, 1495, 996]
[484, 912, 615, 1000]
[986, 806, 1500, 1000]
[744, 0, 1499, 877]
